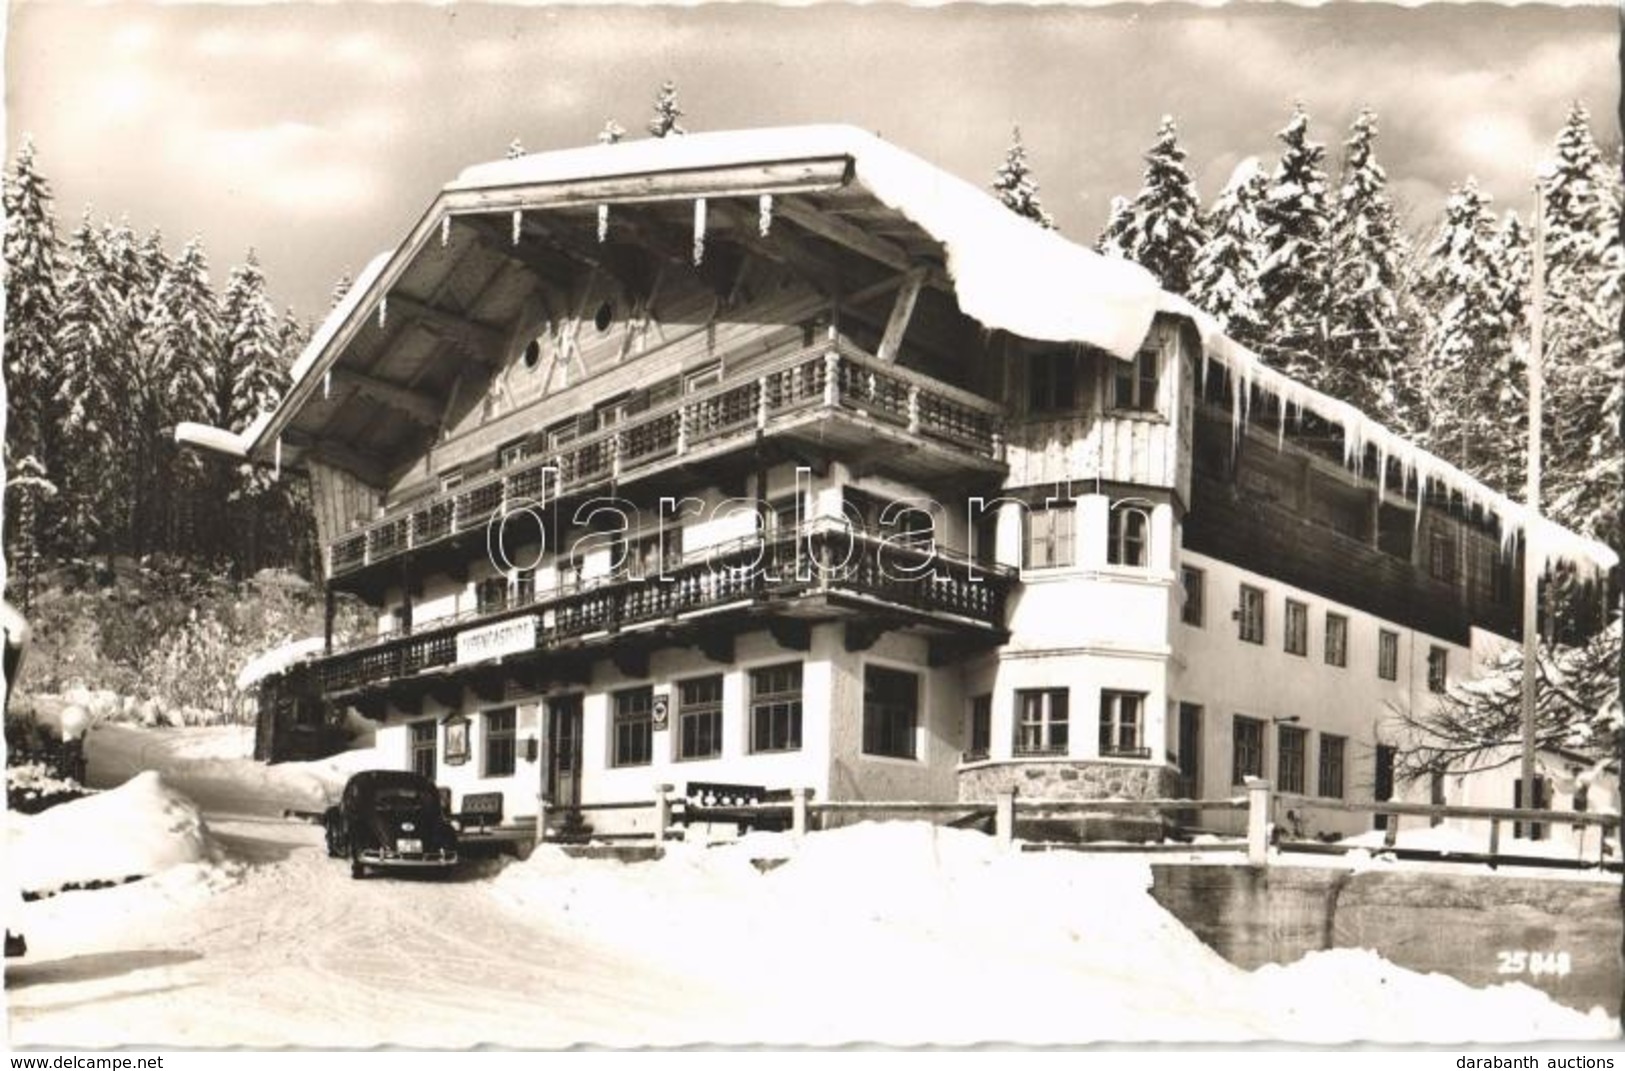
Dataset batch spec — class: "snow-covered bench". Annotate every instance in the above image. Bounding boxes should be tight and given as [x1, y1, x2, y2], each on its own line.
[678, 782, 792, 833]
[453, 791, 505, 833]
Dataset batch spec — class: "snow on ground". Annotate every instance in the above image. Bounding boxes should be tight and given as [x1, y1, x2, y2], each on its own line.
[1340, 824, 1600, 861]
[6, 726, 1618, 1047]
[488, 822, 1616, 1046]
[6, 772, 229, 898]
[83, 722, 381, 817]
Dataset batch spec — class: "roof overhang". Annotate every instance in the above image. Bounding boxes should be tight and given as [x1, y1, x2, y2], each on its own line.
[178, 124, 1617, 577]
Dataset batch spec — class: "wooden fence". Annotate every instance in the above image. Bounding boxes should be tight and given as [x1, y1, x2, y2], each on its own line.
[530, 777, 1621, 873]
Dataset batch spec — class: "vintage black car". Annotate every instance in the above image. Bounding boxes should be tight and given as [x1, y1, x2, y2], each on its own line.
[324, 770, 459, 879]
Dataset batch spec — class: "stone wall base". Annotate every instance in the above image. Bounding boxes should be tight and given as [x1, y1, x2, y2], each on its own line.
[958, 760, 1180, 802]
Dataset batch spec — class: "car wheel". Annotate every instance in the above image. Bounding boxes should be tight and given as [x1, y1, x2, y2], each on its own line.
[350, 853, 366, 880]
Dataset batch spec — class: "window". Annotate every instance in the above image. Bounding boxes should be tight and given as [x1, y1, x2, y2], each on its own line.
[499, 438, 533, 469]
[966, 694, 992, 761]
[973, 508, 1001, 567]
[1427, 646, 1449, 693]
[684, 364, 722, 394]
[1024, 505, 1075, 569]
[1429, 529, 1458, 584]
[627, 529, 681, 578]
[1015, 688, 1069, 756]
[1277, 724, 1307, 794]
[612, 687, 653, 768]
[750, 663, 803, 753]
[476, 577, 507, 615]
[862, 666, 919, 760]
[1284, 600, 1308, 656]
[392, 602, 413, 635]
[484, 708, 516, 778]
[1491, 547, 1516, 605]
[1108, 506, 1150, 567]
[1318, 734, 1346, 798]
[546, 418, 581, 450]
[1181, 566, 1205, 627]
[595, 395, 631, 430]
[512, 571, 535, 607]
[1231, 715, 1264, 784]
[1238, 585, 1265, 645]
[1324, 613, 1348, 668]
[1026, 351, 1077, 413]
[1110, 345, 1160, 412]
[1513, 776, 1548, 841]
[676, 675, 723, 761]
[1098, 691, 1147, 758]
[1378, 629, 1399, 681]
[409, 720, 436, 779]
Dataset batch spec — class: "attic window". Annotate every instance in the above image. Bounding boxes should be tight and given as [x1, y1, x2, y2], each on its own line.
[594, 301, 614, 333]
[522, 338, 542, 371]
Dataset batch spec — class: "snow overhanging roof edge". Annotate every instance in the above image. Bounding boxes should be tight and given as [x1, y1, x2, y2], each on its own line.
[214, 123, 1615, 575]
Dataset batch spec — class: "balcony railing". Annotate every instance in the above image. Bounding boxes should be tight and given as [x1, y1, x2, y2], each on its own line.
[327, 343, 1005, 580]
[313, 523, 1015, 696]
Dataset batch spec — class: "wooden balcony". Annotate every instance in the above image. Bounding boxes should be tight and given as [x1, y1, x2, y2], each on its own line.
[312, 524, 1015, 697]
[327, 343, 1005, 583]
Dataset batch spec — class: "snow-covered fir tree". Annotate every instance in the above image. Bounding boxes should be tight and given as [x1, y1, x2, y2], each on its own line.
[1189, 157, 1268, 346]
[1122, 116, 1207, 295]
[991, 126, 1055, 230]
[1257, 106, 1332, 379]
[2, 139, 70, 569]
[647, 82, 686, 138]
[215, 251, 286, 434]
[598, 119, 626, 146]
[1323, 109, 1412, 423]
[3, 137, 63, 477]
[1095, 195, 1138, 259]
[1537, 102, 1624, 551]
[328, 272, 353, 311]
[1417, 178, 1520, 485]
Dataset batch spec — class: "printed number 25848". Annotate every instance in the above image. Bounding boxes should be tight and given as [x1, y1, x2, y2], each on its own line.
[1496, 950, 1572, 978]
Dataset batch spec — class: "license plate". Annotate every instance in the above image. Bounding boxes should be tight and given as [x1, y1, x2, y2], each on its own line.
[396, 838, 423, 854]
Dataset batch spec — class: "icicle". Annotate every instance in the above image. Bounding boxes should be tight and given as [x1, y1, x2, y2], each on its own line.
[274, 436, 282, 480]
[1376, 446, 1387, 502]
[597, 204, 609, 243]
[440, 216, 450, 248]
[758, 194, 773, 237]
[377, 296, 387, 330]
[692, 198, 707, 266]
[323, 369, 331, 400]
[511, 209, 522, 246]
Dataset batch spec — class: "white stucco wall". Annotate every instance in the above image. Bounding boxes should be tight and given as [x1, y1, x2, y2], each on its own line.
[1172, 548, 1477, 837]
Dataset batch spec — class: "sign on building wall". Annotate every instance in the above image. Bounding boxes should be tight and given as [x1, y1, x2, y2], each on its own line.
[456, 615, 539, 666]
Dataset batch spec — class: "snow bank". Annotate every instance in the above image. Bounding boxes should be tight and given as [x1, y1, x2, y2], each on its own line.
[493, 821, 1612, 1043]
[7, 771, 224, 896]
[85, 723, 382, 815]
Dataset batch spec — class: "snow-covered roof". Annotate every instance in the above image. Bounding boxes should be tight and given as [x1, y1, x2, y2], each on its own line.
[236, 636, 328, 693]
[187, 124, 1616, 576]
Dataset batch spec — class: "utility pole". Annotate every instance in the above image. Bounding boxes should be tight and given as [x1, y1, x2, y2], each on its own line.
[1518, 177, 1547, 817]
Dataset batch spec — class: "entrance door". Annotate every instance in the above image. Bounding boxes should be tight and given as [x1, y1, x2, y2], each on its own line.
[1176, 703, 1202, 799]
[1373, 743, 1396, 831]
[1174, 703, 1202, 828]
[546, 694, 584, 808]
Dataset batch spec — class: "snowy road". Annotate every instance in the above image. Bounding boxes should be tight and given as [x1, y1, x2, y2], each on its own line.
[6, 724, 1619, 1047]
[8, 816, 761, 1048]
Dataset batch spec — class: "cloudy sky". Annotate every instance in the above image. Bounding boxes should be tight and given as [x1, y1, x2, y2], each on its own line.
[6, 2, 1618, 319]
